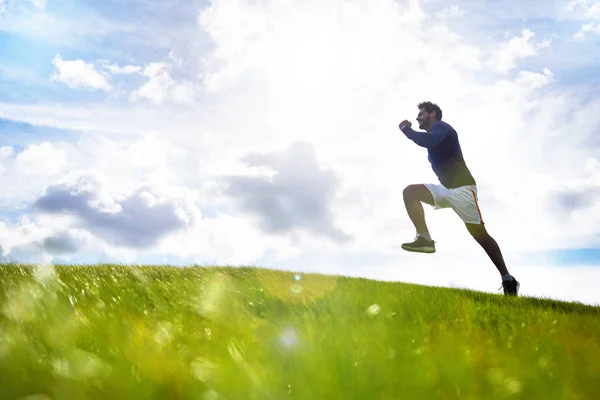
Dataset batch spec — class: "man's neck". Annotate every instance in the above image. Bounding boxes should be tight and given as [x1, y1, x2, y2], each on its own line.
[425, 121, 438, 132]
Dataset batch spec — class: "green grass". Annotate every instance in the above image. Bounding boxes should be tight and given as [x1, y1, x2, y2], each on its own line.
[1, 263, 599, 400]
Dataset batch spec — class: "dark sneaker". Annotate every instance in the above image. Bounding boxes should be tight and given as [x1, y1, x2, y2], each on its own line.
[401, 236, 436, 254]
[501, 277, 520, 296]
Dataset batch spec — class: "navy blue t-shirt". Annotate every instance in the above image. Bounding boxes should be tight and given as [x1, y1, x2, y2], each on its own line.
[401, 120, 476, 189]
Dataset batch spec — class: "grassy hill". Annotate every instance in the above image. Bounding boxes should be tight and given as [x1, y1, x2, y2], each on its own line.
[0, 263, 599, 399]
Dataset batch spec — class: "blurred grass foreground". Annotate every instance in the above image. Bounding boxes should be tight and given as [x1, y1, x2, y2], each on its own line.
[0, 263, 599, 399]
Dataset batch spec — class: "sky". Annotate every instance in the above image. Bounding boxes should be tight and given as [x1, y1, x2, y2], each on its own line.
[0, 0, 599, 306]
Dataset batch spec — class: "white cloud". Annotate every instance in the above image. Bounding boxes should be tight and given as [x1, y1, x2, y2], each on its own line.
[157, 213, 300, 265]
[0, 146, 13, 158]
[567, 0, 600, 39]
[490, 29, 551, 74]
[436, 5, 464, 19]
[14, 142, 67, 177]
[0, 211, 110, 264]
[515, 67, 555, 89]
[0, 146, 13, 174]
[129, 62, 197, 105]
[105, 64, 142, 75]
[51, 54, 112, 91]
[33, 170, 197, 248]
[567, 0, 600, 18]
[573, 22, 600, 39]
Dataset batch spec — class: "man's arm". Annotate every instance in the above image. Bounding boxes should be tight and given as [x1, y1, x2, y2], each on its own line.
[400, 123, 451, 148]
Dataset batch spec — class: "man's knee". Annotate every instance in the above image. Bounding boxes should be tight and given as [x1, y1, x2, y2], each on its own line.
[403, 184, 417, 199]
[466, 222, 488, 241]
[403, 184, 434, 205]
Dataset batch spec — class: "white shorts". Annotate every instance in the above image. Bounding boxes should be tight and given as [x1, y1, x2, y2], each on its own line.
[424, 184, 484, 225]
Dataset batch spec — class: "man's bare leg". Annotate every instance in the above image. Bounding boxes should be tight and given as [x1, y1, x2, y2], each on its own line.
[401, 184, 436, 253]
[465, 223, 509, 276]
[466, 223, 519, 295]
[402, 184, 435, 235]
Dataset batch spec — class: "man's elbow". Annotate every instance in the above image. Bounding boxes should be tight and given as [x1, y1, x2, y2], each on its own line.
[420, 138, 440, 148]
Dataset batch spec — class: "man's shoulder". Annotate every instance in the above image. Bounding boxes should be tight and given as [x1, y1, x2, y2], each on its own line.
[432, 120, 455, 131]
[430, 121, 457, 138]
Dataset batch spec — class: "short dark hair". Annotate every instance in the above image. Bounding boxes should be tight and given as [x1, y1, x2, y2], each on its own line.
[418, 101, 442, 121]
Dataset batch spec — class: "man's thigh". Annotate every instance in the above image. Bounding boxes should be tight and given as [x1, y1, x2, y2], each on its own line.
[404, 184, 436, 206]
[423, 183, 452, 209]
[426, 184, 484, 224]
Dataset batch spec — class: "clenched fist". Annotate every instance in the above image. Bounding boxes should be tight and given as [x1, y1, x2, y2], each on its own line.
[399, 120, 412, 131]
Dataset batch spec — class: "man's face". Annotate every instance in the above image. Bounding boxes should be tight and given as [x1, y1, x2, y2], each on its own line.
[416, 108, 435, 130]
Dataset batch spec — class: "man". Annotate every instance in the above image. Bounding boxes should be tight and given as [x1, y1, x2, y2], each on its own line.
[398, 101, 519, 296]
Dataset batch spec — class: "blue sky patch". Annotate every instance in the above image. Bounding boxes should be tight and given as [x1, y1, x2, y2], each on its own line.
[0, 118, 81, 148]
[549, 248, 600, 266]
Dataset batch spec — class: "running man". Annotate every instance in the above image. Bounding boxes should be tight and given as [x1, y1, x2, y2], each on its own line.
[398, 101, 519, 296]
